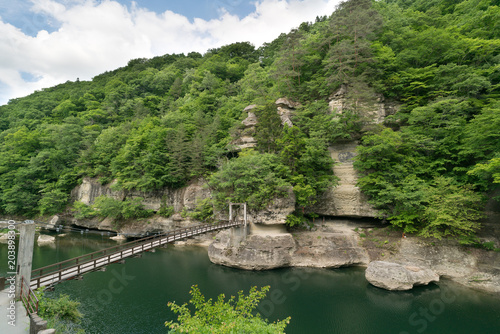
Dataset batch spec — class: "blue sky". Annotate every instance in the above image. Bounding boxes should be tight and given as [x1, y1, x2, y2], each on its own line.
[0, 0, 341, 105]
[1, 0, 258, 36]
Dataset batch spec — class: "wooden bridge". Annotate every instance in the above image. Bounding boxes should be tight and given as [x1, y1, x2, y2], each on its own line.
[30, 220, 243, 290]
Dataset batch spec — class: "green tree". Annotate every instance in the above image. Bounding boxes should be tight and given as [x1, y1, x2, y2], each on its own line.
[166, 285, 290, 334]
[254, 104, 283, 154]
[92, 196, 123, 219]
[209, 151, 291, 210]
[325, 0, 382, 88]
[420, 177, 485, 242]
[271, 29, 306, 97]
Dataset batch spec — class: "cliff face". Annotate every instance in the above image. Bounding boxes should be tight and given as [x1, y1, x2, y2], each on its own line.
[71, 177, 210, 212]
[69, 178, 213, 239]
[311, 142, 377, 217]
[309, 88, 398, 218]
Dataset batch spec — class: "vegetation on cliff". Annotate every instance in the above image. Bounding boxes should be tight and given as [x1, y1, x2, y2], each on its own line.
[0, 0, 498, 241]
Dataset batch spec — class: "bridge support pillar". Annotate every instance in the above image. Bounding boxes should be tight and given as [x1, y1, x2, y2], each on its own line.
[16, 220, 36, 299]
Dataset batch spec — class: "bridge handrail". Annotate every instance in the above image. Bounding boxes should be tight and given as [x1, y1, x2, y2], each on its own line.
[20, 276, 39, 315]
[31, 220, 241, 280]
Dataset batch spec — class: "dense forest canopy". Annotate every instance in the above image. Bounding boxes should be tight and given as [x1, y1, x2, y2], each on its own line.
[0, 0, 498, 242]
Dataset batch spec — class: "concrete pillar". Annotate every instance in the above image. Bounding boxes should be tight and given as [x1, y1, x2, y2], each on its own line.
[16, 220, 36, 299]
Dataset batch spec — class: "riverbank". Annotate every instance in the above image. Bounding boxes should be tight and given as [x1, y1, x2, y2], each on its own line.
[208, 218, 500, 296]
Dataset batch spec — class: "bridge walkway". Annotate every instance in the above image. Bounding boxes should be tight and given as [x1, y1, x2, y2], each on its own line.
[30, 220, 242, 290]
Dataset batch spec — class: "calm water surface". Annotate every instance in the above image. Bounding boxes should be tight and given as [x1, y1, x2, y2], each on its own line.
[2, 232, 500, 333]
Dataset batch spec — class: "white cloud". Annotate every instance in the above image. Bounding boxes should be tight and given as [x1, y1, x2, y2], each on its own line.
[0, 0, 341, 105]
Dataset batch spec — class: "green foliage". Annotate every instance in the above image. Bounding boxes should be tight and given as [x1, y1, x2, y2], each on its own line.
[209, 151, 292, 210]
[71, 201, 97, 220]
[189, 198, 215, 222]
[36, 288, 84, 333]
[90, 196, 153, 220]
[38, 187, 69, 216]
[0, 0, 497, 245]
[276, 126, 336, 209]
[121, 197, 155, 219]
[285, 213, 307, 228]
[479, 241, 497, 251]
[158, 205, 175, 218]
[355, 125, 487, 238]
[92, 196, 123, 219]
[254, 104, 283, 154]
[419, 177, 485, 239]
[166, 285, 290, 334]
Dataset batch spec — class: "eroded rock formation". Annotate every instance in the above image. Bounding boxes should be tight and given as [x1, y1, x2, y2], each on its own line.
[231, 104, 259, 150]
[311, 142, 377, 217]
[208, 219, 370, 270]
[291, 222, 369, 268]
[328, 85, 398, 124]
[209, 228, 295, 270]
[70, 178, 212, 237]
[37, 234, 56, 246]
[365, 261, 440, 291]
[275, 98, 300, 127]
[72, 178, 209, 212]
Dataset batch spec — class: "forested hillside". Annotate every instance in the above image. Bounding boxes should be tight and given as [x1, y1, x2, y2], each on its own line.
[0, 0, 498, 242]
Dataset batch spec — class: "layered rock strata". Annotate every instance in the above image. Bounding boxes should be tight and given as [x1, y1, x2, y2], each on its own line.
[72, 178, 209, 212]
[311, 142, 377, 217]
[231, 104, 258, 150]
[208, 220, 369, 270]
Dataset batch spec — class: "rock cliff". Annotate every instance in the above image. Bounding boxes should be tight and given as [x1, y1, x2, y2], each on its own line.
[310, 142, 377, 217]
[209, 228, 295, 270]
[231, 104, 258, 151]
[70, 178, 213, 239]
[328, 85, 398, 124]
[71, 177, 210, 212]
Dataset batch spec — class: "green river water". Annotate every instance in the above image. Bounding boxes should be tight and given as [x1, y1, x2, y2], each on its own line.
[2, 231, 500, 334]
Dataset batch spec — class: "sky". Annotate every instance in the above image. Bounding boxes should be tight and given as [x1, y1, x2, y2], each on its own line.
[0, 0, 342, 106]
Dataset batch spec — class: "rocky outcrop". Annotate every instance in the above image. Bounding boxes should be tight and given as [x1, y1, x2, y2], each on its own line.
[290, 223, 369, 267]
[311, 142, 377, 217]
[37, 234, 56, 246]
[71, 178, 209, 212]
[231, 100, 300, 150]
[209, 188, 297, 269]
[246, 188, 296, 225]
[231, 104, 258, 150]
[365, 261, 439, 291]
[209, 228, 295, 270]
[208, 220, 369, 270]
[275, 98, 300, 127]
[70, 178, 212, 237]
[313, 86, 395, 219]
[328, 85, 398, 124]
[383, 237, 500, 294]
